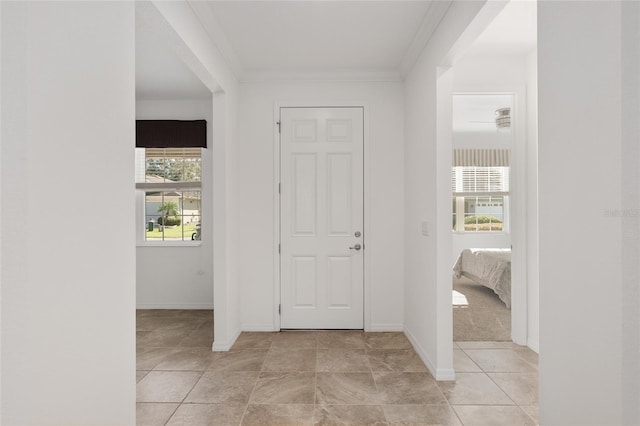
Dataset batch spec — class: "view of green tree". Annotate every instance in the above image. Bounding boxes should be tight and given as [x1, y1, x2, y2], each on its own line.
[157, 201, 180, 220]
[146, 157, 201, 182]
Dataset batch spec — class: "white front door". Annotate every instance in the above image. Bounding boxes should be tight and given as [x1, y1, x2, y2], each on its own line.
[280, 107, 364, 329]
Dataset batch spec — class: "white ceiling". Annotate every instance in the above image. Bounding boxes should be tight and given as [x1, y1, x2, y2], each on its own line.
[135, 0, 537, 98]
[136, 16, 211, 100]
[201, 1, 436, 75]
[469, 0, 537, 56]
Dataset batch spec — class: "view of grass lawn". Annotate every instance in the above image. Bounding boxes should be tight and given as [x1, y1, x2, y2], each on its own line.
[146, 222, 198, 240]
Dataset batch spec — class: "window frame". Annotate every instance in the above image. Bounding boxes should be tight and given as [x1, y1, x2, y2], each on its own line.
[452, 165, 510, 234]
[135, 148, 203, 247]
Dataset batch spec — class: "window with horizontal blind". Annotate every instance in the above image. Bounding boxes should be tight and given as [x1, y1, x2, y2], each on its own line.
[452, 149, 509, 232]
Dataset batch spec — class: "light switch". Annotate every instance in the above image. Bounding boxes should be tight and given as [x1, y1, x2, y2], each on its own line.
[421, 221, 430, 236]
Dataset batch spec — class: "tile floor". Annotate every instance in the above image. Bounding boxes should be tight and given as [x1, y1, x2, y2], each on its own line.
[137, 310, 539, 425]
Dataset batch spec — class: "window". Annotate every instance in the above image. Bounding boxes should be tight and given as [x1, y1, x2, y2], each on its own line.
[452, 153, 509, 232]
[136, 148, 202, 242]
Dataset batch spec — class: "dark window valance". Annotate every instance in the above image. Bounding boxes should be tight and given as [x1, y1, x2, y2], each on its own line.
[136, 120, 207, 148]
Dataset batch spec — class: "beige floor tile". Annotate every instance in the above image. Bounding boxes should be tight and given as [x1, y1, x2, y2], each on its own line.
[316, 372, 380, 405]
[180, 323, 214, 348]
[489, 373, 538, 405]
[367, 349, 428, 372]
[184, 371, 259, 404]
[383, 404, 462, 426]
[271, 331, 318, 349]
[136, 403, 179, 426]
[136, 370, 150, 383]
[137, 328, 194, 347]
[231, 332, 276, 350]
[317, 349, 371, 372]
[454, 349, 482, 372]
[209, 349, 268, 372]
[262, 348, 316, 372]
[136, 371, 203, 403]
[166, 403, 246, 426]
[317, 331, 366, 349]
[453, 405, 536, 426]
[153, 347, 215, 371]
[520, 404, 539, 424]
[364, 332, 412, 350]
[136, 347, 178, 370]
[250, 372, 316, 404]
[314, 404, 387, 425]
[456, 341, 516, 350]
[374, 372, 446, 405]
[438, 373, 513, 405]
[242, 404, 315, 426]
[464, 349, 538, 373]
[514, 347, 539, 366]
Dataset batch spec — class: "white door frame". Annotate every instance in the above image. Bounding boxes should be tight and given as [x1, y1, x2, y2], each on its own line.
[272, 101, 371, 331]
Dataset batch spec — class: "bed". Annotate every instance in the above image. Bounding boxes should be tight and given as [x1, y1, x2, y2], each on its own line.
[453, 248, 512, 309]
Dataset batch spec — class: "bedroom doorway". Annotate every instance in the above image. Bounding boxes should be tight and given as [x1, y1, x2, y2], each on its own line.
[451, 93, 513, 342]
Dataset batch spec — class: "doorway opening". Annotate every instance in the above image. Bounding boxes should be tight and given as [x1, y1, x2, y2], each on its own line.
[443, 0, 538, 349]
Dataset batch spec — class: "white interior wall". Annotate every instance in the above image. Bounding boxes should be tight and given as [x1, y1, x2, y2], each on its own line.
[237, 80, 405, 332]
[621, 2, 640, 423]
[403, 0, 488, 380]
[145, 1, 241, 350]
[538, 2, 624, 424]
[1, 2, 136, 424]
[136, 99, 214, 309]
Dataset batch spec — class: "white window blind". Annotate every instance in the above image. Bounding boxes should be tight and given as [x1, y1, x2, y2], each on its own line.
[452, 149, 509, 196]
[451, 166, 509, 196]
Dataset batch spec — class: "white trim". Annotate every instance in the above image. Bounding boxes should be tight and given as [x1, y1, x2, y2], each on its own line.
[242, 324, 278, 332]
[212, 328, 241, 352]
[527, 337, 539, 354]
[186, 1, 244, 78]
[405, 327, 456, 381]
[368, 323, 404, 332]
[136, 303, 213, 309]
[241, 70, 402, 84]
[273, 101, 371, 332]
[400, 0, 453, 76]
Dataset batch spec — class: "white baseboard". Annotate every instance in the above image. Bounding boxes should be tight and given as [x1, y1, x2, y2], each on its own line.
[367, 323, 404, 332]
[241, 324, 278, 332]
[527, 337, 539, 354]
[212, 328, 241, 352]
[404, 327, 456, 381]
[136, 303, 214, 310]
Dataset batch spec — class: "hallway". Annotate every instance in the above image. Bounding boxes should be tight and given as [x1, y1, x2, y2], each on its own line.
[136, 310, 538, 425]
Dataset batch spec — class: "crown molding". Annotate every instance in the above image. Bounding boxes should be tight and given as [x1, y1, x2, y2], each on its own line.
[187, 0, 245, 78]
[400, 0, 453, 76]
[239, 69, 404, 84]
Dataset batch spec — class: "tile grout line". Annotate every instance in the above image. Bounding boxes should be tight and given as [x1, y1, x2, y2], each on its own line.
[238, 338, 271, 425]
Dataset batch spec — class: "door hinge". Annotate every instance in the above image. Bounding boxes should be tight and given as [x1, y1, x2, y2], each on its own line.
[278, 304, 281, 315]
[278, 182, 281, 194]
[278, 243, 281, 254]
[276, 121, 281, 133]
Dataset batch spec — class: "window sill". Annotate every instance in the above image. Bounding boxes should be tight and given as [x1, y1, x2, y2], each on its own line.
[137, 241, 202, 248]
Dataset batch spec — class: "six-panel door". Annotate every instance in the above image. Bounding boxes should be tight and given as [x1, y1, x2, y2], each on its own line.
[280, 107, 364, 329]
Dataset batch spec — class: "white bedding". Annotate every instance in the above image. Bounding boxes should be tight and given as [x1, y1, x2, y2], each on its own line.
[453, 248, 511, 309]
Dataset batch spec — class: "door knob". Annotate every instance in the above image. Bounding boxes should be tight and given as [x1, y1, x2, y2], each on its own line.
[349, 244, 362, 251]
